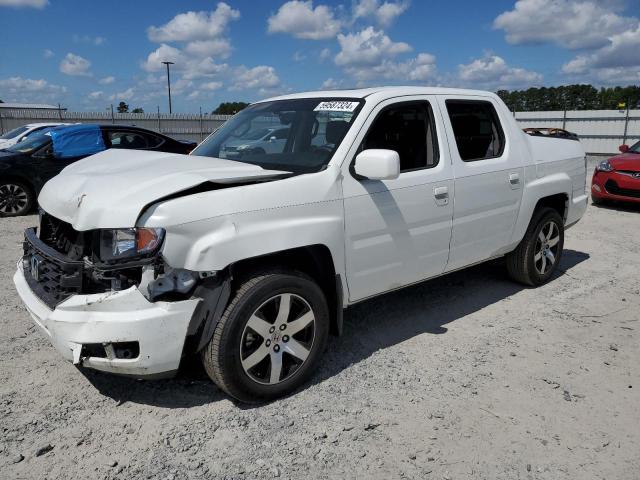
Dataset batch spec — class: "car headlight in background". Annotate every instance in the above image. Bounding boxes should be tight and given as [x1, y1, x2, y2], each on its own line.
[99, 227, 165, 261]
[596, 160, 613, 172]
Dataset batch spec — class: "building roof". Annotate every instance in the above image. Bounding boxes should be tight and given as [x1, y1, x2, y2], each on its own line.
[0, 102, 64, 110]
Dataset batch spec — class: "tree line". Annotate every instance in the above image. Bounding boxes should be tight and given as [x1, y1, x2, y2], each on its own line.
[497, 85, 640, 112]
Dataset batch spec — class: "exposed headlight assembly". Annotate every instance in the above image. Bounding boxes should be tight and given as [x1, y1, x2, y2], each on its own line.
[596, 160, 613, 172]
[99, 228, 165, 261]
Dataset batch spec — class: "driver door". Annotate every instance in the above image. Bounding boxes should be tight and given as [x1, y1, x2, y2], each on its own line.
[342, 97, 454, 302]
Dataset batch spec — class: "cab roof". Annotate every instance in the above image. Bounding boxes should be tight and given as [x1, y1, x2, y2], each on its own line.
[262, 86, 499, 103]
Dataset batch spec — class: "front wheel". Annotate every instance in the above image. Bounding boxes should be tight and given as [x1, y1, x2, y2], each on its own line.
[506, 208, 564, 286]
[0, 180, 35, 217]
[201, 271, 329, 403]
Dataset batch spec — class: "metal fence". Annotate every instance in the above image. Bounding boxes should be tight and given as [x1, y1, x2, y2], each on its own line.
[515, 109, 640, 155]
[1, 106, 638, 154]
[0, 108, 232, 143]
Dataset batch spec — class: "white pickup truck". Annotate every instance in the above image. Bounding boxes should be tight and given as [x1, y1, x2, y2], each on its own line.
[14, 87, 588, 402]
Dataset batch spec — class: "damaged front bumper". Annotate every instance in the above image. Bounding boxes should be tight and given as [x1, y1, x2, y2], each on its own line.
[13, 262, 200, 377]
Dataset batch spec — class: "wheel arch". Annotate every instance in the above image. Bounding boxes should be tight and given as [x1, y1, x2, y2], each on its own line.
[510, 173, 571, 246]
[228, 244, 344, 336]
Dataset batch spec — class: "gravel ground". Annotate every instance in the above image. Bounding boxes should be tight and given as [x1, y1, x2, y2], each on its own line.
[1, 157, 639, 480]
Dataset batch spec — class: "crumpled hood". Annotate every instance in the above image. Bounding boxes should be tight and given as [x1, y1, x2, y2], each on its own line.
[38, 149, 290, 230]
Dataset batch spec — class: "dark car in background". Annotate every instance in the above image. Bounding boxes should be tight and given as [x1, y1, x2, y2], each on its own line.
[0, 124, 197, 216]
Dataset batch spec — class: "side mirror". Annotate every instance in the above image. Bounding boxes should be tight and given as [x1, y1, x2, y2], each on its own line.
[354, 149, 400, 180]
[619, 144, 630, 153]
[269, 136, 277, 143]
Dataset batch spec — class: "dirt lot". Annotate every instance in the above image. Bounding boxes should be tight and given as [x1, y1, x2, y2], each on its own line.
[1, 157, 639, 480]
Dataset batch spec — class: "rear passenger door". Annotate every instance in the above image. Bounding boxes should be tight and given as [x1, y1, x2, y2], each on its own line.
[437, 96, 524, 271]
[342, 97, 454, 302]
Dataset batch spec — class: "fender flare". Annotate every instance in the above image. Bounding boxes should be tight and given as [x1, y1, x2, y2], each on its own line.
[510, 172, 572, 245]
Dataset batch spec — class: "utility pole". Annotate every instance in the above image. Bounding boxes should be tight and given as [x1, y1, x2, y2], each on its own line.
[162, 61, 174, 114]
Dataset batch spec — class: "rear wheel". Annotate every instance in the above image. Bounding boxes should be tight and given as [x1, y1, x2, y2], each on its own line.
[201, 271, 329, 403]
[506, 208, 564, 286]
[0, 180, 34, 217]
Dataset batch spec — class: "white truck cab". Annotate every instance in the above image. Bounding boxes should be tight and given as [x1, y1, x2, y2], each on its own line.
[14, 87, 588, 402]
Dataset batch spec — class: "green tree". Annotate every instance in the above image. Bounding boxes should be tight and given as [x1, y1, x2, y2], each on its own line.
[213, 101, 249, 115]
[131, 107, 144, 113]
[497, 85, 640, 111]
[117, 101, 129, 113]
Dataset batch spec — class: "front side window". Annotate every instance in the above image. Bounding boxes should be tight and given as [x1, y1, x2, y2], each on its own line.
[191, 98, 364, 173]
[360, 101, 439, 172]
[446, 100, 505, 161]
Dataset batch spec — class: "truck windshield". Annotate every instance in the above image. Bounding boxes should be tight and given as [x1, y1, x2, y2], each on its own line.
[192, 98, 364, 173]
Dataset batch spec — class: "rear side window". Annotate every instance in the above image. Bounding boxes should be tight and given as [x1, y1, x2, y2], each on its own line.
[446, 100, 505, 161]
[108, 131, 148, 149]
[361, 101, 439, 172]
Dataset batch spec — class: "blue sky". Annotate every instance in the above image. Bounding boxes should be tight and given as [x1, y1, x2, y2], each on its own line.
[1, 0, 639, 112]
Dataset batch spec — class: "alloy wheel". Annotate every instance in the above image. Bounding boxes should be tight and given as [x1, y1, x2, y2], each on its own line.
[534, 221, 560, 275]
[0, 183, 29, 215]
[239, 293, 316, 385]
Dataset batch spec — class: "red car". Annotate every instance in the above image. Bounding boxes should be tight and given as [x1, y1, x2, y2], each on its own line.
[591, 142, 640, 205]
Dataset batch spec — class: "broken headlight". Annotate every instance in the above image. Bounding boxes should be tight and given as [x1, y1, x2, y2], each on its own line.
[99, 228, 165, 261]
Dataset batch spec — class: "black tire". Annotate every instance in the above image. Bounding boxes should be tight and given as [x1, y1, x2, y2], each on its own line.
[0, 180, 35, 217]
[201, 270, 329, 403]
[506, 208, 564, 286]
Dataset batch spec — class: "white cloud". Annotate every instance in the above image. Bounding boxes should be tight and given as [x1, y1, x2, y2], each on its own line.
[43, 49, 54, 59]
[59, 53, 92, 77]
[73, 34, 106, 46]
[141, 44, 182, 72]
[267, 1, 342, 40]
[0, 76, 65, 93]
[88, 91, 104, 100]
[320, 77, 341, 89]
[231, 65, 281, 92]
[458, 54, 543, 90]
[292, 51, 307, 62]
[493, 0, 636, 50]
[0, 0, 47, 8]
[335, 27, 411, 67]
[344, 52, 437, 85]
[183, 39, 233, 58]
[562, 25, 640, 84]
[319, 48, 332, 61]
[201, 81, 223, 90]
[109, 88, 135, 101]
[147, 2, 240, 42]
[0, 76, 66, 103]
[99, 76, 115, 85]
[353, 0, 410, 27]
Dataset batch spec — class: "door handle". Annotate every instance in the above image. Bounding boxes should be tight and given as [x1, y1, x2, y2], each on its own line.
[509, 173, 520, 189]
[433, 186, 449, 206]
[434, 186, 448, 199]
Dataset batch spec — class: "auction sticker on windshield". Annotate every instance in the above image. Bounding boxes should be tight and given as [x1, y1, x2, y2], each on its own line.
[314, 101, 359, 112]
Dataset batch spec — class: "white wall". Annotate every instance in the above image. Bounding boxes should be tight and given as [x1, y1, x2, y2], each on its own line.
[515, 109, 639, 155]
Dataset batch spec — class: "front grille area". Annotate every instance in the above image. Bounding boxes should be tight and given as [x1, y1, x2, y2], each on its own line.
[23, 227, 86, 308]
[605, 179, 640, 199]
[23, 213, 150, 309]
[39, 212, 89, 259]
